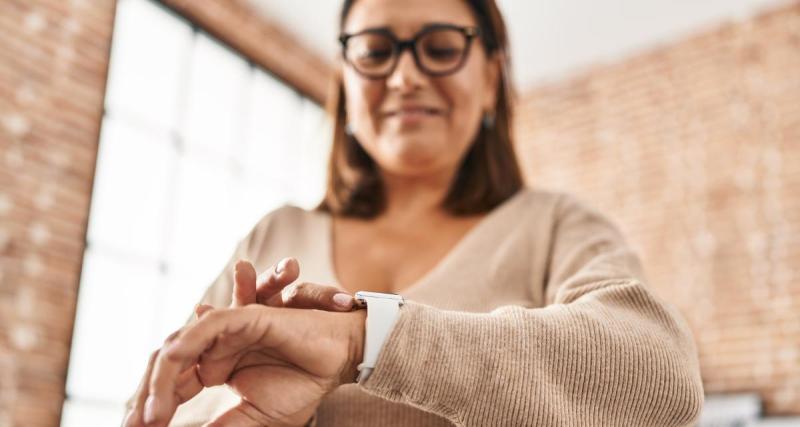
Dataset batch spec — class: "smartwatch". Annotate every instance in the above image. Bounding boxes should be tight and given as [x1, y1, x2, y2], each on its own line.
[354, 291, 405, 383]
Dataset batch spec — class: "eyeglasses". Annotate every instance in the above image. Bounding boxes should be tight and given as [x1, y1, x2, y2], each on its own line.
[339, 24, 482, 79]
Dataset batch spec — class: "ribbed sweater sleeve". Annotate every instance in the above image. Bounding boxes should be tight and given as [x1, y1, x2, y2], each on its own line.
[359, 195, 704, 426]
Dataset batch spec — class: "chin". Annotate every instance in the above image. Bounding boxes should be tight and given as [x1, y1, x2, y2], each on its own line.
[378, 137, 443, 168]
[367, 130, 466, 177]
[379, 152, 456, 178]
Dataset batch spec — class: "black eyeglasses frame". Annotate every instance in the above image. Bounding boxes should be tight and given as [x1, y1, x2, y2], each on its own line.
[338, 24, 482, 80]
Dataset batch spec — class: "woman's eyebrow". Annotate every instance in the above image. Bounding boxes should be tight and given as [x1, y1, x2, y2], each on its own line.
[346, 21, 467, 36]
[421, 21, 462, 29]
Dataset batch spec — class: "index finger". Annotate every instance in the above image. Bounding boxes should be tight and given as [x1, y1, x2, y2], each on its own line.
[256, 258, 300, 304]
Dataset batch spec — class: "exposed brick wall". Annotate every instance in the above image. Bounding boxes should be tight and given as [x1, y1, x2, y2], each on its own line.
[514, 3, 800, 415]
[0, 0, 116, 426]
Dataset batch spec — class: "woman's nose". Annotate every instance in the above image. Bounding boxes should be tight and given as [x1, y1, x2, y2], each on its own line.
[387, 50, 426, 91]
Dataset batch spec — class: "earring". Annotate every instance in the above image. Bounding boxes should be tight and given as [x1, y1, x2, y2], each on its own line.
[482, 111, 496, 129]
[345, 122, 355, 136]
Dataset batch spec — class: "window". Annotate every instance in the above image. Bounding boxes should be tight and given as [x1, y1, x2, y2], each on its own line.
[60, 1, 329, 425]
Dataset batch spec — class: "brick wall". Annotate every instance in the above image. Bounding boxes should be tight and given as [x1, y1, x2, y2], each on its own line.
[0, 0, 116, 426]
[514, 3, 800, 415]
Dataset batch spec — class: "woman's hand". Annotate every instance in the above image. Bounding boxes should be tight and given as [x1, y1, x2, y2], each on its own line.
[228, 257, 355, 311]
[123, 258, 356, 426]
[143, 305, 365, 427]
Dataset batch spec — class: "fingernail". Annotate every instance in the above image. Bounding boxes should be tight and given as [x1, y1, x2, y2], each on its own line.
[143, 395, 160, 424]
[333, 293, 353, 308]
[275, 258, 288, 275]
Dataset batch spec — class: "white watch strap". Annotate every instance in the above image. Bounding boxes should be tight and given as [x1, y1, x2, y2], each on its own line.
[355, 291, 404, 383]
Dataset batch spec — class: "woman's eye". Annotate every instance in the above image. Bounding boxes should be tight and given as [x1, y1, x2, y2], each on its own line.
[367, 49, 392, 59]
[359, 49, 392, 63]
[425, 47, 459, 60]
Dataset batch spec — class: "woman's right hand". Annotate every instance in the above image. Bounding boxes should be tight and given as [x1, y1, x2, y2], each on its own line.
[123, 257, 355, 427]
[224, 257, 355, 311]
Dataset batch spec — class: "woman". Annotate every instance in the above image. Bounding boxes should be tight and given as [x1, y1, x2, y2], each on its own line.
[124, 0, 704, 425]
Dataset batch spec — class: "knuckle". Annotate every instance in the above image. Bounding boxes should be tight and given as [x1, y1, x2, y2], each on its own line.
[290, 282, 330, 305]
[163, 346, 182, 363]
[282, 283, 301, 303]
[244, 304, 261, 314]
[206, 309, 225, 322]
[320, 285, 339, 296]
[163, 330, 180, 345]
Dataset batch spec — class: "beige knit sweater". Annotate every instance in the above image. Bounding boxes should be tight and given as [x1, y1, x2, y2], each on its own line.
[166, 188, 704, 426]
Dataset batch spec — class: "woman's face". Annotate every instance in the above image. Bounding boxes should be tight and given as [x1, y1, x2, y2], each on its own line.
[342, 0, 499, 180]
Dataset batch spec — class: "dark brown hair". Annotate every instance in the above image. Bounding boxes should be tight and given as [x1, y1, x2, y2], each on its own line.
[318, 0, 523, 218]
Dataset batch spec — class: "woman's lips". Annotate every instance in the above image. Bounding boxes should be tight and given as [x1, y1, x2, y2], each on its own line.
[382, 108, 442, 125]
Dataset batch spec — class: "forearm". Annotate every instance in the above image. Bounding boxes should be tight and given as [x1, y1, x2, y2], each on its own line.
[359, 285, 703, 427]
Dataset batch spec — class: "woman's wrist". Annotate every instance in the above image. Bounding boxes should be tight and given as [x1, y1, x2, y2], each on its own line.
[341, 309, 367, 385]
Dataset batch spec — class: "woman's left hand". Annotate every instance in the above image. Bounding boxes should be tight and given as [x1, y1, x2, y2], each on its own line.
[137, 304, 366, 427]
[123, 258, 359, 427]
